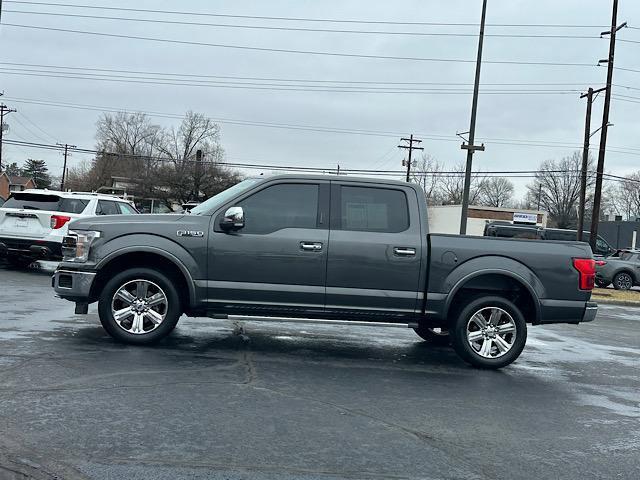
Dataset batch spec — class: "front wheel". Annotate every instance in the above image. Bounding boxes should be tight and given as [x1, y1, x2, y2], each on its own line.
[613, 272, 633, 291]
[98, 268, 182, 344]
[450, 296, 527, 369]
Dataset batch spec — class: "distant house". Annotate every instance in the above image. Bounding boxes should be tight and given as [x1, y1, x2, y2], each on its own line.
[0, 172, 37, 200]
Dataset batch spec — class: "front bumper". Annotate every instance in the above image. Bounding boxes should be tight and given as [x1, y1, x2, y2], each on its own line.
[52, 268, 96, 302]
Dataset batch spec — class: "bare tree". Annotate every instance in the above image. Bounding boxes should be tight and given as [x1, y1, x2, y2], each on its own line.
[527, 151, 595, 229]
[440, 162, 484, 205]
[90, 112, 164, 194]
[409, 154, 443, 205]
[612, 172, 640, 220]
[157, 111, 229, 204]
[478, 177, 514, 208]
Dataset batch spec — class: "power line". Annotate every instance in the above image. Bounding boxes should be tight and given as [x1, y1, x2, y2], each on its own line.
[1, 23, 601, 67]
[0, 61, 607, 87]
[5, 95, 640, 155]
[0, 69, 587, 94]
[1, 2, 610, 28]
[5, 140, 640, 183]
[15, 110, 59, 142]
[4, 138, 640, 185]
[8, 113, 51, 143]
[1, 9, 610, 40]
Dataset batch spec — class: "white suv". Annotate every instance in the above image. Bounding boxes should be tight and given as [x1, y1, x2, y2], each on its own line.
[0, 189, 138, 267]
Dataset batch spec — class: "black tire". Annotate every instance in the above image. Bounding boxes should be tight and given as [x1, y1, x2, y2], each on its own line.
[413, 326, 450, 345]
[6, 256, 34, 269]
[613, 272, 633, 291]
[595, 279, 610, 289]
[450, 295, 527, 369]
[98, 268, 182, 345]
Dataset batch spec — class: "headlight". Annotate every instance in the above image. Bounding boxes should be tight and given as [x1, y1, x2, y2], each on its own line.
[62, 230, 101, 262]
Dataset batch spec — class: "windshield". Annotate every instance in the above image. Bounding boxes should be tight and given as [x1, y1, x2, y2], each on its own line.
[190, 178, 261, 215]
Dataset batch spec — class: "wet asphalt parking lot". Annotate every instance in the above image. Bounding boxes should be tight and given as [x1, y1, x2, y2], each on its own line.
[0, 262, 639, 480]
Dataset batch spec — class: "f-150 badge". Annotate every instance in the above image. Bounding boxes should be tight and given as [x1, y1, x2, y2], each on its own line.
[177, 230, 204, 237]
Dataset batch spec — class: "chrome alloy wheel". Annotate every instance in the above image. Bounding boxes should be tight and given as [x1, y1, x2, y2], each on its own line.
[111, 279, 168, 335]
[466, 307, 517, 359]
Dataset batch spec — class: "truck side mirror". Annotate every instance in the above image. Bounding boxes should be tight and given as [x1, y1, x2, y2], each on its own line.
[220, 206, 245, 231]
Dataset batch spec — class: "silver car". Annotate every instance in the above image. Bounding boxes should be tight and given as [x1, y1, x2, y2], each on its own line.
[595, 249, 640, 290]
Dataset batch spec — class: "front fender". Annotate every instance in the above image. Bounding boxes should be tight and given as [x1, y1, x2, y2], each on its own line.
[94, 234, 203, 308]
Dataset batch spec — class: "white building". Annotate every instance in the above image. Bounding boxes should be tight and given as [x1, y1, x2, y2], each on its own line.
[428, 204, 548, 236]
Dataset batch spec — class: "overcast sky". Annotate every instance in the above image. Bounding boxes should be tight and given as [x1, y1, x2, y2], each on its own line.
[1, 0, 639, 199]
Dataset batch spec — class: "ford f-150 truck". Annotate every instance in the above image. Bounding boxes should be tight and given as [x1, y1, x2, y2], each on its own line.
[52, 175, 598, 369]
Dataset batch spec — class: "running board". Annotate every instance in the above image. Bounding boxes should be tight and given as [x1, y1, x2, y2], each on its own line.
[220, 314, 419, 329]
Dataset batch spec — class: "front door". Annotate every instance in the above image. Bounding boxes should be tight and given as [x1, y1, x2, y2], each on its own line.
[325, 182, 423, 316]
[207, 180, 329, 315]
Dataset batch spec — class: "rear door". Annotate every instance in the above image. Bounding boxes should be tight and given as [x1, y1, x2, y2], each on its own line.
[326, 182, 423, 315]
[207, 179, 330, 313]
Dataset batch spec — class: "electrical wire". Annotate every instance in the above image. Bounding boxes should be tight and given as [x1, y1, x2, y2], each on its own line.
[0, 69, 586, 94]
[1, 2, 610, 28]
[1, 23, 600, 67]
[0, 9, 609, 40]
[0, 61, 607, 87]
[4, 95, 640, 156]
[14, 110, 59, 143]
[3, 139, 640, 183]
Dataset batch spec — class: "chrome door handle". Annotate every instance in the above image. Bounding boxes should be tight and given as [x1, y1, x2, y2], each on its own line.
[300, 242, 323, 252]
[393, 247, 416, 257]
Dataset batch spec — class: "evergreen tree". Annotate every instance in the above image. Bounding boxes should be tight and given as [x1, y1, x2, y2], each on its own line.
[3, 162, 23, 176]
[22, 159, 51, 188]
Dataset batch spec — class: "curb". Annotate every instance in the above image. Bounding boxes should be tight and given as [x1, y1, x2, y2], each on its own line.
[591, 298, 640, 307]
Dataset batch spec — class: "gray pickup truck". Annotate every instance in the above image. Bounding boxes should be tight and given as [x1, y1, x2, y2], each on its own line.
[52, 175, 598, 369]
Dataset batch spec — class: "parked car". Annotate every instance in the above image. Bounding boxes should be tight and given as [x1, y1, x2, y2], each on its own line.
[595, 249, 640, 290]
[0, 190, 139, 267]
[0, 196, 5, 207]
[484, 222, 616, 257]
[52, 175, 597, 369]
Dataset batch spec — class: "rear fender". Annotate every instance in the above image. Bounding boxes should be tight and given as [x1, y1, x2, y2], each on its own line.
[443, 256, 544, 323]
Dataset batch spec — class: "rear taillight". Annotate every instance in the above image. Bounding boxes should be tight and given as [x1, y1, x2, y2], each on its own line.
[50, 215, 71, 229]
[595, 260, 607, 266]
[573, 258, 596, 291]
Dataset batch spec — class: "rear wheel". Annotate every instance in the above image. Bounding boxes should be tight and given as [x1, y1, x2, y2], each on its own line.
[613, 272, 633, 291]
[450, 296, 527, 369]
[98, 268, 182, 344]
[413, 326, 450, 345]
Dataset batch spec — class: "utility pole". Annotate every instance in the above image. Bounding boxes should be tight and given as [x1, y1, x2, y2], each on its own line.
[193, 149, 203, 201]
[577, 87, 606, 241]
[590, 0, 625, 252]
[398, 134, 423, 182]
[0, 103, 17, 172]
[459, 0, 487, 235]
[57, 143, 76, 191]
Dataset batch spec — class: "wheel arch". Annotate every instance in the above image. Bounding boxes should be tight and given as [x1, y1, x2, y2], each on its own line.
[445, 269, 541, 325]
[613, 268, 637, 284]
[91, 248, 196, 309]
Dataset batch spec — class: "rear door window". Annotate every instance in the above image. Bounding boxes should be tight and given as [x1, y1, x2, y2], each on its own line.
[3, 193, 88, 213]
[96, 200, 120, 215]
[117, 202, 138, 214]
[338, 186, 409, 233]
